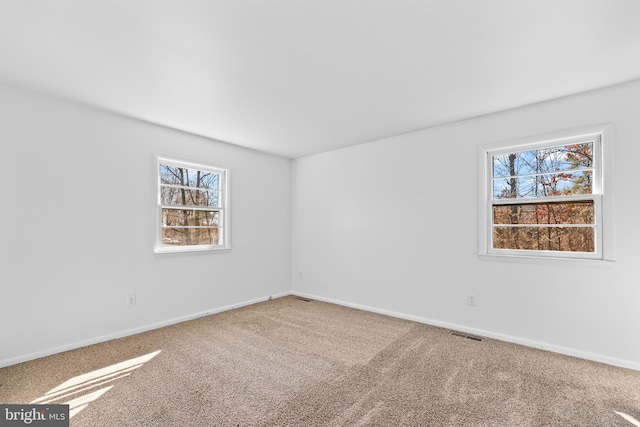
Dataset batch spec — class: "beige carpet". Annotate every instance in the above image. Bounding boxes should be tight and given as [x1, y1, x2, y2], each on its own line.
[1, 296, 639, 426]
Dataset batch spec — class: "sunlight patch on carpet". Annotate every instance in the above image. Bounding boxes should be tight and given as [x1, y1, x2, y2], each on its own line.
[615, 411, 640, 427]
[30, 350, 161, 418]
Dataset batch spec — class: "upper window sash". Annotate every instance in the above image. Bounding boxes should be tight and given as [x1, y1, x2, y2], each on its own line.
[490, 138, 599, 200]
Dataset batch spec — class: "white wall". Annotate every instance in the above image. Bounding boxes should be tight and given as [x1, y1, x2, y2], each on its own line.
[291, 79, 640, 370]
[0, 84, 291, 366]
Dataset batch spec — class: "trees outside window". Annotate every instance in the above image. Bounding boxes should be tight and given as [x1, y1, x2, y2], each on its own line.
[155, 157, 229, 252]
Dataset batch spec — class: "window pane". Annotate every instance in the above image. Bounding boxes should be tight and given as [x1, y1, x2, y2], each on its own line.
[492, 143, 593, 179]
[492, 171, 592, 199]
[492, 226, 595, 252]
[493, 151, 536, 178]
[161, 186, 220, 207]
[160, 165, 220, 191]
[161, 227, 220, 246]
[161, 209, 219, 227]
[493, 201, 594, 225]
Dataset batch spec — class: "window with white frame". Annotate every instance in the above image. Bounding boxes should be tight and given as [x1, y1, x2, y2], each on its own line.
[479, 128, 612, 261]
[155, 156, 229, 253]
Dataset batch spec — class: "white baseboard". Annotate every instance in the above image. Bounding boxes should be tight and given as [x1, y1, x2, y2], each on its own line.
[291, 291, 640, 372]
[0, 291, 291, 368]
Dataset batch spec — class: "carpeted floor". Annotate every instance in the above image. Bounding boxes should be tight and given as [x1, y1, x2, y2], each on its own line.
[1, 296, 639, 426]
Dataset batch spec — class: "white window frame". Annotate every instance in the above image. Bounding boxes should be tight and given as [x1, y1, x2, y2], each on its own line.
[154, 155, 230, 253]
[478, 125, 615, 263]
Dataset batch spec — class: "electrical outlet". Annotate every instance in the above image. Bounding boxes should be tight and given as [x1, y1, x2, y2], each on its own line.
[127, 294, 136, 307]
[299, 272, 303, 280]
[467, 294, 477, 307]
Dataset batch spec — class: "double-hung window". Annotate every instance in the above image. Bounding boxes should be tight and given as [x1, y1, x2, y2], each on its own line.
[479, 127, 613, 261]
[155, 156, 229, 253]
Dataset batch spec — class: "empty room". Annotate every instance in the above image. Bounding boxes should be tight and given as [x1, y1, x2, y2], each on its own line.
[1, 1, 639, 426]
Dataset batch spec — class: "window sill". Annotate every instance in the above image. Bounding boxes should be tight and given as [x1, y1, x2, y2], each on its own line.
[478, 253, 615, 268]
[154, 246, 231, 255]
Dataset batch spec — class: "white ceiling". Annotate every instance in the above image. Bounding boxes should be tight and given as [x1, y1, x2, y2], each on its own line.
[1, 1, 640, 159]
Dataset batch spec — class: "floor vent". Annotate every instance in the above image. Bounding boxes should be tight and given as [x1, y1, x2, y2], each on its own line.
[450, 331, 483, 342]
[295, 296, 312, 302]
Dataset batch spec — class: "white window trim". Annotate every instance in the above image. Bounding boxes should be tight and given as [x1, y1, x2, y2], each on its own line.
[477, 124, 615, 264]
[154, 154, 231, 254]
